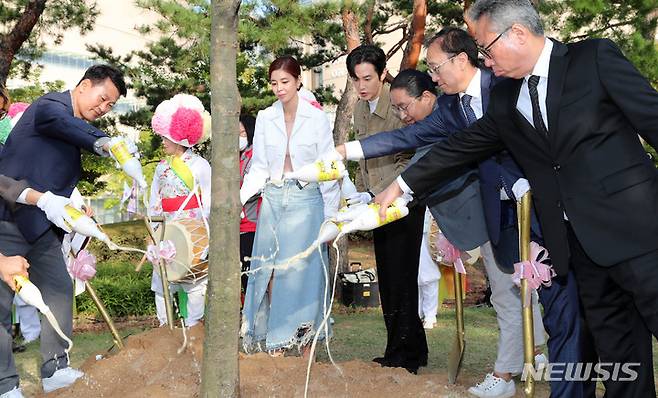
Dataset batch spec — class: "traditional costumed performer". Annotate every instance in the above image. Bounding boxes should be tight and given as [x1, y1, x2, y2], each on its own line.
[148, 94, 211, 327]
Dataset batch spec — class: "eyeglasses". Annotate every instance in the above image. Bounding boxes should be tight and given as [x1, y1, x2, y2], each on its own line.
[427, 54, 458, 76]
[478, 26, 511, 59]
[392, 97, 419, 117]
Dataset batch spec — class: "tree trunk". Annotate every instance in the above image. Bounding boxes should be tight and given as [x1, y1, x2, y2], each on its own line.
[364, 0, 375, 45]
[0, 0, 47, 85]
[328, 1, 361, 283]
[202, 1, 242, 397]
[399, 0, 427, 70]
[333, 0, 361, 146]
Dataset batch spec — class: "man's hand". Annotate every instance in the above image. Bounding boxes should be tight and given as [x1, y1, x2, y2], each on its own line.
[36, 191, 73, 233]
[512, 178, 531, 202]
[107, 136, 140, 166]
[82, 205, 95, 218]
[374, 181, 403, 222]
[0, 255, 29, 291]
[346, 192, 373, 206]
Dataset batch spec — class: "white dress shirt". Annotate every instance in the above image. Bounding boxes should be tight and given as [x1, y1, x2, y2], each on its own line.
[516, 38, 553, 130]
[240, 98, 340, 218]
[460, 68, 484, 118]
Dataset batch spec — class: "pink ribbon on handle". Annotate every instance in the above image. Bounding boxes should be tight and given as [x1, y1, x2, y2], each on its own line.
[436, 233, 470, 274]
[146, 240, 177, 265]
[68, 249, 97, 281]
[512, 241, 556, 306]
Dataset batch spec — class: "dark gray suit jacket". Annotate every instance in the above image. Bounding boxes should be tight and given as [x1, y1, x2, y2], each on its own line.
[0, 175, 29, 209]
[359, 70, 499, 251]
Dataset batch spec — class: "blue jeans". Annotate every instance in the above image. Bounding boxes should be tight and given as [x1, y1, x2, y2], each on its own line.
[241, 181, 331, 352]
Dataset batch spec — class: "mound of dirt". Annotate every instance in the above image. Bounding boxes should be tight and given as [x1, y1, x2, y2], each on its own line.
[45, 325, 473, 398]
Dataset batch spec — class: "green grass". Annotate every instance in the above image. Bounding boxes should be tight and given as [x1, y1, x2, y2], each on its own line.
[321, 306, 552, 396]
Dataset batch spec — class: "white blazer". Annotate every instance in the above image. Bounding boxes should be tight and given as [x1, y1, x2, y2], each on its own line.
[240, 97, 339, 218]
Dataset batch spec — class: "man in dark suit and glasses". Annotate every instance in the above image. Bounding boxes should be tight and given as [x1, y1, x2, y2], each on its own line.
[376, 0, 658, 396]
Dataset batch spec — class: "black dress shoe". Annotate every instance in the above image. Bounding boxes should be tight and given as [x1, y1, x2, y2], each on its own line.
[372, 356, 388, 365]
[12, 340, 26, 353]
[405, 367, 418, 375]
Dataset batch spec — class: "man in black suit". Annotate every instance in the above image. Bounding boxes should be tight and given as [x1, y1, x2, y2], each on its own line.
[376, 0, 658, 396]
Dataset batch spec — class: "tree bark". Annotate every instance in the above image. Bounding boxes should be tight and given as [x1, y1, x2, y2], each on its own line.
[328, 1, 361, 281]
[0, 0, 47, 85]
[202, 0, 242, 397]
[333, 0, 361, 147]
[364, 0, 375, 45]
[399, 0, 427, 70]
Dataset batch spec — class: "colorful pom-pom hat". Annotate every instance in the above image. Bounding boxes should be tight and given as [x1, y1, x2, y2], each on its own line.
[0, 102, 31, 144]
[151, 94, 211, 147]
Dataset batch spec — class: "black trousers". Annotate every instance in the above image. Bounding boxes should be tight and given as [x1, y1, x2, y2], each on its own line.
[240, 232, 256, 295]
[568, 224, 658, 398]
[372, 204, 427, 370]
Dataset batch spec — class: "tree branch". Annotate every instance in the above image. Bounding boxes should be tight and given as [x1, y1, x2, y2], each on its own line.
[373, 21, 407, 37]
[400, 0, 427, 70]
[0, 0, 47, 84]
[569, 19, 635, 40]
[386, 27, 408, 60]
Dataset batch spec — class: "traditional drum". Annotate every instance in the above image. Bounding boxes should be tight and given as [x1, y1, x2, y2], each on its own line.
[159, 219, 209, 283]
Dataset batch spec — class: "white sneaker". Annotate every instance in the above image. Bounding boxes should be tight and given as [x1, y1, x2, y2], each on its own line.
[0, 387, 23, 398]
[42, 367, 84, 393]
[467, 373, 515, 398]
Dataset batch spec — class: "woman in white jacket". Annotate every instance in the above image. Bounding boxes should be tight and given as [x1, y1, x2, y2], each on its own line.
[240, 56, 339, 355]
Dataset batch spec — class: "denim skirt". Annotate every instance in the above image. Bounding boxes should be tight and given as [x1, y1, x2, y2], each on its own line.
[241, 180, 331, 352]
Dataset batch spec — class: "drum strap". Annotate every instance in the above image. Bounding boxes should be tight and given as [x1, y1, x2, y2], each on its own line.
[167, 154, 211, 238]
[168, 155, 195, 192]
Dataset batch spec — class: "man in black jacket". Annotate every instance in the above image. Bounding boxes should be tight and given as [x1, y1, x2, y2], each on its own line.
[376, 1, 657, 396]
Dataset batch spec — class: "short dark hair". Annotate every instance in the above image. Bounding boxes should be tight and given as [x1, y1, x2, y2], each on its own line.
[391, 69, 437, 98]
[269, 55, 302, 80]
[239, 114, 256, 146]
[426, 27, 480, 68]
[77, 64, 127, 97]
[346, 44, 387, 79]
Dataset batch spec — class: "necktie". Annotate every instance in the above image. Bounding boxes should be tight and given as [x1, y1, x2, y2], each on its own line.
[461, 94, 478, 125]
[527, 75, 548, 136]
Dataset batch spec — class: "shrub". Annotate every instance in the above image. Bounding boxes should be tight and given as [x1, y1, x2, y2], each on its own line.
[75, 261, 155, 318]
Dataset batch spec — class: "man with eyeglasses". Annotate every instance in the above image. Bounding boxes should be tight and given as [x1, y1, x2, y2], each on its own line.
[335, 27, 596, 398]
[0, 65, 127, 397]
[377, 0, 658, 396]
[344, 44, 428, 375]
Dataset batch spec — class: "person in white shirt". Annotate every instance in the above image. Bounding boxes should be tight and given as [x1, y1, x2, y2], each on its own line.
[240, 55, 339, 357]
